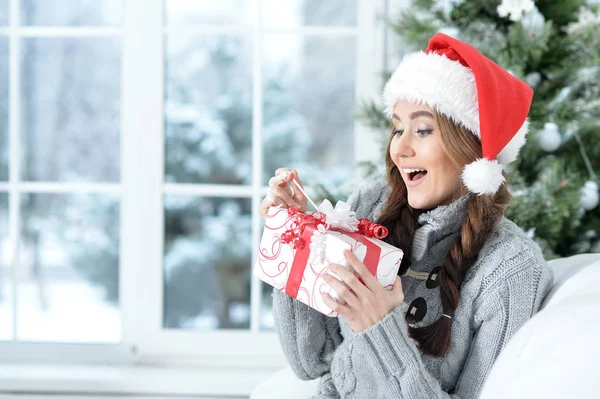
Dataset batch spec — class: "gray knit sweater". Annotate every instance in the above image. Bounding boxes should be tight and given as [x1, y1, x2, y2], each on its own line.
[272, 178, 553, 399]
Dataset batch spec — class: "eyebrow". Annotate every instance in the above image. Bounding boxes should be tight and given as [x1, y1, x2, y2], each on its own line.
[392, 111, 434, 121]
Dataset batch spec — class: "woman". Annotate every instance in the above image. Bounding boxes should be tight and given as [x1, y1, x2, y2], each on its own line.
[259, 33, 553, 398]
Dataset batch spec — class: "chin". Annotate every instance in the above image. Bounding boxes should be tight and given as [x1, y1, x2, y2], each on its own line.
[407, 194, 436, 210]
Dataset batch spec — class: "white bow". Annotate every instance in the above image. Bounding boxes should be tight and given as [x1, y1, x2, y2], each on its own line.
[318, 199, 359, 232]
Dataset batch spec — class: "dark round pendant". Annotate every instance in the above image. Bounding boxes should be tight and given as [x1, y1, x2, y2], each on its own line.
[426, 267, 442, 289]
[405, 297, 427, 324]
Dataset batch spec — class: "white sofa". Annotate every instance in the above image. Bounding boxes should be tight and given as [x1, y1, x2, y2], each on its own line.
[251, 253, 600, 399]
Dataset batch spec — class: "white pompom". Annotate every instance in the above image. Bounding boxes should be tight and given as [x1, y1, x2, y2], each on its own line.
[462, 158, 506, 195]
[537, 122, 562, 152]
[580, 181, 599, 211]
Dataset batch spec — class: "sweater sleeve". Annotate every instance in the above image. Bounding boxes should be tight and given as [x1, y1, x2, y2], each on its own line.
[272, 289, 343, 381]
[346, 177, 389, 220]
[347, 256, 552, 399]
[270, 179, 385, 386]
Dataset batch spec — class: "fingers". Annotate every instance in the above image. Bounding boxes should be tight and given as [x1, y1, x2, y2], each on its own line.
[290, 168, 304, 188]
[274, 168, 304, 191]
[326, 262, 369, 298]
[275, 168, 294, 181]
[390, 276, 405, 306]
[259, 197, 272, 219]
[270, 184, 303, 209]
[288, 169, 307, 207]
[323, 272, 359, 308]
[322, 291, 351, 315]
[265, 168, 308, 211]
[292, 169, 308, 210]
[343, 250, 379, 292]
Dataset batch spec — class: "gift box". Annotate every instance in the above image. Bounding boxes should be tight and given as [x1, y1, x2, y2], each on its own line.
[254, 203, 404, 317]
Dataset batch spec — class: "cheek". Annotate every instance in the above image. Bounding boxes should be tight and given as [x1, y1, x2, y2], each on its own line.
[443, 166, 463, 192]
[433, 159, 462, 189]
[389, 139, 401, 159]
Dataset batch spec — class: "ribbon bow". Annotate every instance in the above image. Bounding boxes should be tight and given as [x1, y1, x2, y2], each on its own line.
[280, 206, 327, 250]
[357, 217, 389, 239]
[319, 199, 388, 239]
[280, 200, 388, 256]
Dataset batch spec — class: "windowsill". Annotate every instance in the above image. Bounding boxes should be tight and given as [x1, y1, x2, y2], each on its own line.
[0, 363, 281, 397]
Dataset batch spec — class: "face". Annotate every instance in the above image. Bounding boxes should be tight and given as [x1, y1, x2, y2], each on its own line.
[390, 100, 464, 210]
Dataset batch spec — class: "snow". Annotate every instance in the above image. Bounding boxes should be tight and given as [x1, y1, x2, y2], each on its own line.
[0, 273, 120, 342]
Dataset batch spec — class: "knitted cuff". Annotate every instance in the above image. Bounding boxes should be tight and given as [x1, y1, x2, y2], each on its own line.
[352, 303, 423, 377]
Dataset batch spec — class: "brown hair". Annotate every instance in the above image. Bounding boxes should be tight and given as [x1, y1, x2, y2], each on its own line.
[376, 112, 512, 357]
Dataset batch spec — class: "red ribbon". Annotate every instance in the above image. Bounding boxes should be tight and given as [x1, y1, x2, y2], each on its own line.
[280, 206, 327, 250]
[282, 208, 388, 298]
[358, 218, 389, 239]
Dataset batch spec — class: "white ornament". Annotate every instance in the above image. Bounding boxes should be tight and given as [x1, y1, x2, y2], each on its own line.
[537, 122, 561, 152]
[525, 72, 541, 87]
[580, 181, 599, 211]
[497, 0, 535, 22]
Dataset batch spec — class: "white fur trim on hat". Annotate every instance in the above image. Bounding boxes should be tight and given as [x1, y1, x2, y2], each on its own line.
[462, 158, 505, 195]
[383, 51, 480, 136]
[496, 119, 529, 164]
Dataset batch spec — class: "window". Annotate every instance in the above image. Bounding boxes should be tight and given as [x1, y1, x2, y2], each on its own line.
[0, 0, 123, 358]
[0, 0, 385, 367]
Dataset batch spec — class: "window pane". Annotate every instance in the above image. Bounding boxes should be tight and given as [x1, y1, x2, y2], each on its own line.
[18, 193, 120, 342]
[262, 0, 356, 29]
[262, 35, 355, 186]
[0, 0, 7, 26]
[259, 281, 274, 331]
[0, 193, 11, 340]
[21, 0, 122, 26]
[165, 0, 250, 25]
[165, 34, 252, 185]
[21, 38, 121, 182]
[164, 196, 251, 330]
[0, 37, 7, 181]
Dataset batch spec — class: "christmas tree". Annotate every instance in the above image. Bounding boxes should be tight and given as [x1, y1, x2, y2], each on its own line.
[358, 0, 600, 259]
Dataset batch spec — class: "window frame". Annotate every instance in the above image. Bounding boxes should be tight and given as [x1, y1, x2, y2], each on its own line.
[0, 0, 388, 369]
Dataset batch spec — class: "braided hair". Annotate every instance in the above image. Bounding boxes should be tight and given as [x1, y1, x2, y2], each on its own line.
[376, 112, 512, 357]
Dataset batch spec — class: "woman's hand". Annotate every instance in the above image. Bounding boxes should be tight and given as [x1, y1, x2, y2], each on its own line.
[259, 168, 308, 219]
[322, 250, 405, 333]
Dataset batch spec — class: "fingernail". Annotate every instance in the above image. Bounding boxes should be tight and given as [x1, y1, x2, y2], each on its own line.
[269, 176, 283, 187]
[266, 191, 274, 203]
[279, 170, 290, 179]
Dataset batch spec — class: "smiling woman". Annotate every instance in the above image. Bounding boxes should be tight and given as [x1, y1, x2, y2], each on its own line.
[389, 102, 465, 209]
[261, 32, 554, 399]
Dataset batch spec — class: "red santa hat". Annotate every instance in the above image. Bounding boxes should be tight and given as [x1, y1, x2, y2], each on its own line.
[383, 33, 534, 195]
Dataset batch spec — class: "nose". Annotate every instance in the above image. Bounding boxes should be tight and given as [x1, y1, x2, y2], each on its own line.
[393, 130, 415, 158]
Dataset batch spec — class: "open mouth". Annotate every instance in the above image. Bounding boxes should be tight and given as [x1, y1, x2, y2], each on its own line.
[405, 168, 428, 181]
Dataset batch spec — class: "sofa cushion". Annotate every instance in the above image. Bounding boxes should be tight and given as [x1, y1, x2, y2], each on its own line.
[250, 367, 319, 399]
[479, 254, 600, 399]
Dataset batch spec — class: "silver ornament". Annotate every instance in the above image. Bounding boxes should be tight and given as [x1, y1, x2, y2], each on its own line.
[537, 122, 561, 152]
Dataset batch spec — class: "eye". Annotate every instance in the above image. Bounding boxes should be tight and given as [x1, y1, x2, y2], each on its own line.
[393, 129, 404, 136]
[415, 129, 433, 137]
